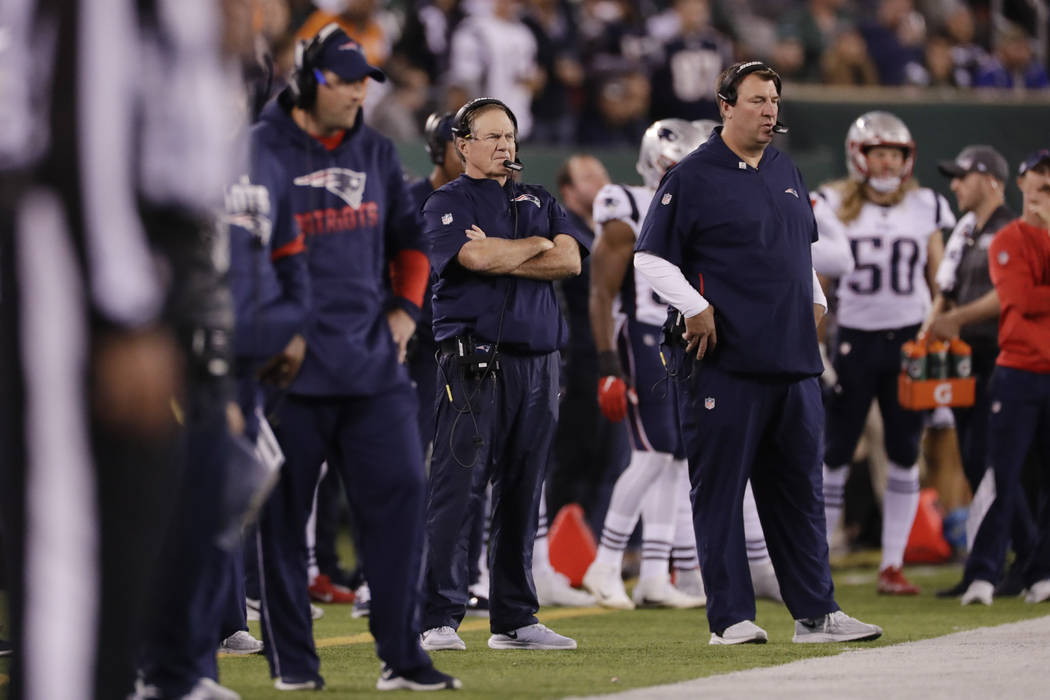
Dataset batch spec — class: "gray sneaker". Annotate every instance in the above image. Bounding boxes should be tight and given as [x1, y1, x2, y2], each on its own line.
[487, 623, 576, 650]
[421, 626, 467, 651]
[792, 610, 882, 643]
[219, 630, 263, 655]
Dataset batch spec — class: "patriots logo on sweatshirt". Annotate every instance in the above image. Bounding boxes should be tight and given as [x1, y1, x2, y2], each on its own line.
[511, 193, 541, 208]
[294, 167, 367, 209]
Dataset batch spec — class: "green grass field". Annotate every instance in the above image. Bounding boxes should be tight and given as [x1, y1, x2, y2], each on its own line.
[1, 563, 1046, 698]
[210, 563, 1048, 699]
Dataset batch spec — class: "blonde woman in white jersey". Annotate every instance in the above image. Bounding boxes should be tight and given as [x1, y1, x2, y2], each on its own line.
[819, 111, 954, 595]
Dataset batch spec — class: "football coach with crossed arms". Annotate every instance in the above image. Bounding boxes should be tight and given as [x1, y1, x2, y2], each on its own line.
[633, 61, 882, 645]
[419, 98, 588, 652]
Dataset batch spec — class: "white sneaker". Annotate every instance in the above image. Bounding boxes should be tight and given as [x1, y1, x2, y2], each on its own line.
[582, 562, 634, 610]
[1024, 579, 1050, 604]
[310, 603, 324, 620]
[273, 678, 322, 691]
[632, 576, 706, 608]
[961, 580, 994, 606]
[674, 568, 706, 599]
[792, 610, 882, 643]
[534, 568, 596, 607]
[488, 623, 576, 650]
[421, 626, 466, 651]
[245, 598, 260, 622]
[352, 583, 371, 618]
[183, 678, 241, 700]
[219, 630, 263, 655]
[750, 560, 783, 603]
[709, 620, 768, 645]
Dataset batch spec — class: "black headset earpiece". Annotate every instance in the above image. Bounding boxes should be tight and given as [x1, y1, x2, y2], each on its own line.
[424, 111, 453, 166]
[450, 97, 518, 140]
[290, 23, 343, 109]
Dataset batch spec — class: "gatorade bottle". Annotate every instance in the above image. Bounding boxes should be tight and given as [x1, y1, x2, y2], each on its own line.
[902, 340, 927, 380]
[927, 340, 949, 379]
[949, 338, 972, 378]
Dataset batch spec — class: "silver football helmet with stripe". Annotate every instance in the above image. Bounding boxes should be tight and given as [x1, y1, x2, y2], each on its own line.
[637, 119, 705, 190]
[845, 111, 915, 191]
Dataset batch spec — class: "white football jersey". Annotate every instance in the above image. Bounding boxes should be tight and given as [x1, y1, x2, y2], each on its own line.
[592, 183, 667, 326]
[821, 185, 955, 330]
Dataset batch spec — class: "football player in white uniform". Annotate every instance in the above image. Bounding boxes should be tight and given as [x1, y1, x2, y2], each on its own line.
[819, 111, 954, 595]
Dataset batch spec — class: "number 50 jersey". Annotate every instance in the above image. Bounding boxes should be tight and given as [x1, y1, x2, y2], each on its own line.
[593, 183, 665, 327]
[820, 185, 955, 330]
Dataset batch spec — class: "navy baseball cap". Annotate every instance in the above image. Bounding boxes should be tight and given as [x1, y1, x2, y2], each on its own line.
[316, 28, 386, 83]
[938, 145, 1008, 182]
[1018, 148, 1050, 175]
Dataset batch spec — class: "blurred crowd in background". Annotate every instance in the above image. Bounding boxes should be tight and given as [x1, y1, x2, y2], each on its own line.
[242, 0, 1050, 146]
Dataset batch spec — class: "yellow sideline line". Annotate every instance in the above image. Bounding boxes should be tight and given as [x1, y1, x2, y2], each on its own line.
[222, 606, 617, 656]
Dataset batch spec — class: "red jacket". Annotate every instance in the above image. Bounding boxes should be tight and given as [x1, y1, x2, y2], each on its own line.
[989, 219, 1050, 372]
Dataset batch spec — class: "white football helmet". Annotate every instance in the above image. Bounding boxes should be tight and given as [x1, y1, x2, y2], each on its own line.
[845, 111, 915, 190]
[691, 119, 720, 142]
[637, 119, 705, 190]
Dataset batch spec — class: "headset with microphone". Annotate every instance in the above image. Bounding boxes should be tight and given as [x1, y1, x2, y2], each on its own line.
[424, 111, 455, 166]
[716, 60, 789, 135]
[451, 97, 524, 172]
[288, 23, 344, 109]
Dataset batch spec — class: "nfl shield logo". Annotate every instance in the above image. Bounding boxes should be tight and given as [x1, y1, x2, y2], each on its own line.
[441, 212, 453, 225]
[661, 193, 672, 205]
[704, 397, 716, 410]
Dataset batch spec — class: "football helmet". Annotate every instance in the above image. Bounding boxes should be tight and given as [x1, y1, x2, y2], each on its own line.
[691, 119, 720, 142]
[637, 119, 705, 190]
[845, 111, 915, 191]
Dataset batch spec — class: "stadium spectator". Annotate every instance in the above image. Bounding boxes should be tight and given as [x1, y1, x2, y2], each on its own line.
[858, 0, 927, 85]
[369, 65, 431, 141]
[577, 62, 652, 145]
[447, 0, 544, 139]
[772, 0, 855, 82]
[940, 4, 988, 88]
[391, 0, 466, 86]
[821, 28, 880, 85]
[920, 32, 969, 88]
[647, 0, 733, 122]
[974, 22, 1050, 90]
[523, 0, 586, 144]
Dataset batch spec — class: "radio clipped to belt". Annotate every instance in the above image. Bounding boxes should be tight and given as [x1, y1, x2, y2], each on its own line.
[448, 334, 500, 379]
[898, 334, 975, 410]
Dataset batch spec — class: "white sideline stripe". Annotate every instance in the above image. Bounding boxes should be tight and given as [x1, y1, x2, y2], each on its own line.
[568, 615, 1050, 700]
[19, 189, 99, 700]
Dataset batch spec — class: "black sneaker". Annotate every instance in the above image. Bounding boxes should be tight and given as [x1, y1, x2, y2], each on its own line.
[935, 578, 970, 598]
[376, 664, 462, 691]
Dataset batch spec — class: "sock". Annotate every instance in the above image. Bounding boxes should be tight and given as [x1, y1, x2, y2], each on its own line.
[670, 462, 700, 572]
[881, 461, 920, 570]
[822, 463, 850, 548]
[742, 480, 770, 566]
[595, 451, 672, 567]
[639, 459, 678, 580]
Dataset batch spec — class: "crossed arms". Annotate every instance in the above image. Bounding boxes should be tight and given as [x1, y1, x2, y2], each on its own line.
[456, 224, 581, 280]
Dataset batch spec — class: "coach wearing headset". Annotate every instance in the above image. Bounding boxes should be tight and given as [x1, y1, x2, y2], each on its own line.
[247, 24, 459, 691]
[418, 98, 588, 652]
[634, 61, 882, 646]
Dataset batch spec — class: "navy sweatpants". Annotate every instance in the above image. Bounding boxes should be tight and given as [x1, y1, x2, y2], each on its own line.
[676, 363, 837, 634]
[140, 380, 237, 696]
[423, 351, 559, 634]
[258, 386, 431, 684]
[964, 367, 1050, 585]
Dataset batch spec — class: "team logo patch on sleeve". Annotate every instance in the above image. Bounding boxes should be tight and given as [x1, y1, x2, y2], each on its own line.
[294, 167, 367, 208]
[511, 193, 542, 208]
[442, 212, 453, 225]
[704, 397, 716, 410]
[997, 250, 1009, 265]
[661, 193, 672, 205]
[784, 187, 799, 198]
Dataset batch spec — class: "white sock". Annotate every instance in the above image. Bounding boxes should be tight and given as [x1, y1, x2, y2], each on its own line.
[533, 482, 552, 574]
[881, 461, 920, 570]
[595, 451, 673, 567]
[305, 461, 329, 581]
[742, 481, 770, 566]
[822, 463, 850, 548]
[639, 458, 678, 580]
[670, 462, 699, 572]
